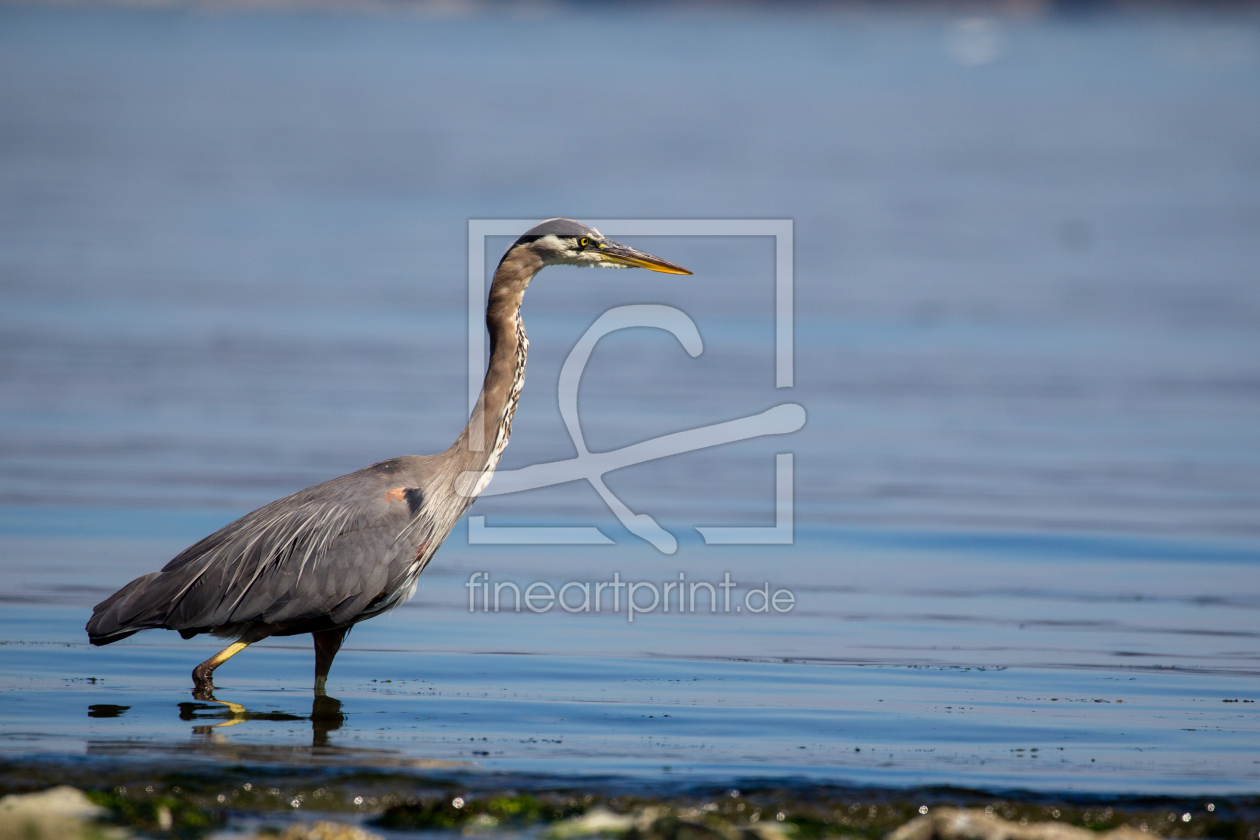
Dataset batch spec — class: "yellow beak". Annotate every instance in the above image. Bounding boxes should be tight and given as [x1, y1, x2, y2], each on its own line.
[598, 240, 692, 275]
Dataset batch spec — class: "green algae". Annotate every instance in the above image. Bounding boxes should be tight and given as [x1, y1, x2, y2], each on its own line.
[85, 789, 222, 838]
[2, 761, 1257, 840]
[375, 793, 584, 830]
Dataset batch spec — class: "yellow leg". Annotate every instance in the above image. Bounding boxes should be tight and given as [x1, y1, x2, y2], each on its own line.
[208, 642, 249, 668]
[192, 641, 250, 697]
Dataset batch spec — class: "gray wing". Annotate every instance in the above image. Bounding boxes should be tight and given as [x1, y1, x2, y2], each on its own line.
[87, 456, 435, 644]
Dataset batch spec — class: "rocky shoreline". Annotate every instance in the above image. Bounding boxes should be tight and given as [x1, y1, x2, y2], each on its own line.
[2, 772, 1255, 840]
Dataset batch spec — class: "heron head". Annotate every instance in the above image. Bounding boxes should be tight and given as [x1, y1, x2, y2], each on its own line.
[511, 218, 692, 275]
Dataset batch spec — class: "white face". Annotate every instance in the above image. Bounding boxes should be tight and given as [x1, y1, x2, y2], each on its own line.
[531, 233, 633, 269]
[521, 229, 691, 276]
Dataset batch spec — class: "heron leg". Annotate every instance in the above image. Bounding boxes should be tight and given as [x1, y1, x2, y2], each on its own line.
[192, 641, 250, 699]
[313, 626, 349, 694]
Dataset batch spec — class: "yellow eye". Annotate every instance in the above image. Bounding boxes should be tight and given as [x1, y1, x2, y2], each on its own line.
[579, 237, 589, 247]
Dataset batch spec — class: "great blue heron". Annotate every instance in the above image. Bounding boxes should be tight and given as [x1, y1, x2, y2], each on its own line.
[86, 219, 690, 697]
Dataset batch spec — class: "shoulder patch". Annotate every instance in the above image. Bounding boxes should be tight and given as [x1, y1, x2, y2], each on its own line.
[385, 487, 425, 516]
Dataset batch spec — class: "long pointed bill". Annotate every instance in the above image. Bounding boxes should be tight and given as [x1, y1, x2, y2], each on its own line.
[598, 240, 692, 275]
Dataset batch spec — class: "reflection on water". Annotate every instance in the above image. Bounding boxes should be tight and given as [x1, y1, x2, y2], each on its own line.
[180, 699, 301, 730]
[179, 694, 341, 746]
[88, 704, 130, 719]
[310, 695, 345, 748]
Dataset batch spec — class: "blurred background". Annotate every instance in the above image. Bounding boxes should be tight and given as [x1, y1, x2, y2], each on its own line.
[2, 1, 1258, 535]
[1, 0, 1259, 792]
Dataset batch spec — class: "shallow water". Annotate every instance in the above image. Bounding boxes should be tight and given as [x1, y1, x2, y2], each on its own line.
[3, 514, 1258, 795]
[1, 4, 1259, 800]
[4, 637, 1260, 793]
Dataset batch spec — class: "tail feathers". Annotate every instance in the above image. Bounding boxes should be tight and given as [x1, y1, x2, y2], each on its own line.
[86, 572, 170, 645]
[88, 629, 139, 646]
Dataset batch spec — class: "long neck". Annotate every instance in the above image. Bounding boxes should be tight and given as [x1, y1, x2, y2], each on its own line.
[448, 246, 542, 497]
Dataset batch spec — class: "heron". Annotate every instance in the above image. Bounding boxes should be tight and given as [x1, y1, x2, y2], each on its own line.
[86, 218, 690, 697]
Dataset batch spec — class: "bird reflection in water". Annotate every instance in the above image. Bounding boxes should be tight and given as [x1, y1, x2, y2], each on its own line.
[178, 693, 345, 747]
[310, 694, 345, 747]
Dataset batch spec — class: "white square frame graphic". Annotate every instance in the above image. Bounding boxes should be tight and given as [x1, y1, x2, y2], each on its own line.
[466, 219, 795, 549]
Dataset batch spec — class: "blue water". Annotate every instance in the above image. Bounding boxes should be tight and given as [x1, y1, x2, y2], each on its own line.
[1, 4, 1259, 797]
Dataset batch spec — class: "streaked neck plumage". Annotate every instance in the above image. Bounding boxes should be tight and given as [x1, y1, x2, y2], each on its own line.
[447, 244, 543, 500]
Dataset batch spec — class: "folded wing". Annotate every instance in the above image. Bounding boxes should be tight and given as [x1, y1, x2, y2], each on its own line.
[86, 459, 430, 645]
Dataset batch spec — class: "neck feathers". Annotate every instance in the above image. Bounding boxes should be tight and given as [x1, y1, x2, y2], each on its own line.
[449, 245, 542, 498]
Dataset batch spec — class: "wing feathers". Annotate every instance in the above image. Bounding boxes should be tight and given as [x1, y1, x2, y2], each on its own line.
[86, 459, 432, 644]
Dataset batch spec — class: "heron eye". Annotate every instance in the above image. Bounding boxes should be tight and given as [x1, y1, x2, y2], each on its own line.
[579, 237, 589, 248]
